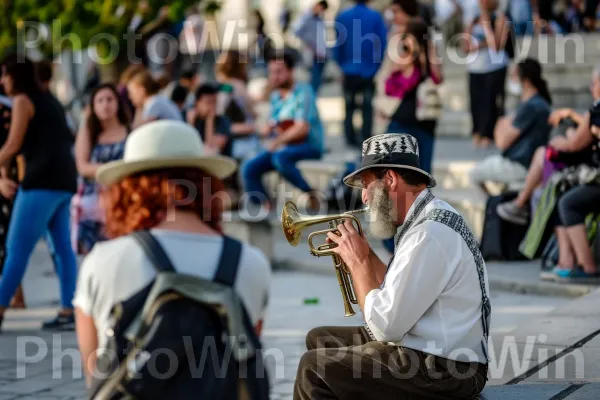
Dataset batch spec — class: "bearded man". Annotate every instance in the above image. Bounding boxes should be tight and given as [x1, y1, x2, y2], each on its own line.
[293, 133, 491, 400]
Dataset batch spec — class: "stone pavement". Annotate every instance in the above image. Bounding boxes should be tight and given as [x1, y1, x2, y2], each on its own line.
[0, 242, 588, 399]
[482, 288, 600, 399]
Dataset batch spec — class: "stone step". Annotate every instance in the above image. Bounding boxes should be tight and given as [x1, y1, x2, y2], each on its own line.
[480, 382, 600, 400]
[432, 187, 487, 238]
[441, 60, 597, 78]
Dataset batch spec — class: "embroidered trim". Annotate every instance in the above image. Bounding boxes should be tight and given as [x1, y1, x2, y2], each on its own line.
[392, 190, 435, 260]
[416, 209, 491, 361]
[362, 133, 420, 157]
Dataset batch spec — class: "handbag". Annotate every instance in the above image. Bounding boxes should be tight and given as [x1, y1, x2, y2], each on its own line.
[415, 77, 442, 121]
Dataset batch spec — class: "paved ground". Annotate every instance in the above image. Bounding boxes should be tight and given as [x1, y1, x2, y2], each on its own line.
[0, 242, 585, 399]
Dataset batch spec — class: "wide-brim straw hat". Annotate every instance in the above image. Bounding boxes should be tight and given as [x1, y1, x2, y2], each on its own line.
[96, 120, 237, 186]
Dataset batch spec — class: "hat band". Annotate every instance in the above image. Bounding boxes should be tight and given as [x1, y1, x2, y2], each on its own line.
[361, 152, 421, 170]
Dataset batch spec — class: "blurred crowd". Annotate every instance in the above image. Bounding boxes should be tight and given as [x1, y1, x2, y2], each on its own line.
[0, 0, 596, 335]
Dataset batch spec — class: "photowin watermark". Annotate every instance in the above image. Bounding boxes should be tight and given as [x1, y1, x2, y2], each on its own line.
[14, 18, 588, 68]
[160, 175, 364, 224]
[14, 333, 586, 382]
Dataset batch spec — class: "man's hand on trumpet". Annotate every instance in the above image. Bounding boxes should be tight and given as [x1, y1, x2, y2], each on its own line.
[326, 219, 381, 311]
[326, 220, 371, 273]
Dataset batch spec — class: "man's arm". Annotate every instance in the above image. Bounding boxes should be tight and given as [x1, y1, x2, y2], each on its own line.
[494, 116, 520, 150]
[369, 248, 388, 284]
[362, 227, 454, 342]
[274, 121, 309, 146]
[550, 112, 594, 152]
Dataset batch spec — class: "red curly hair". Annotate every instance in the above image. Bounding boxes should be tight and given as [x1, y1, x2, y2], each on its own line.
[102, 167, 227, 238]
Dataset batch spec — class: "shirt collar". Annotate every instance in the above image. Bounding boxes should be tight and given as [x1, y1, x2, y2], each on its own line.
[403, 188, 430, 224]
[392, 188, 432, 245]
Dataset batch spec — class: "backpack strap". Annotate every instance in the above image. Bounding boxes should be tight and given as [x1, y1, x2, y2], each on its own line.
[132, 230, 176, 273]
[213, 236, 243, 286]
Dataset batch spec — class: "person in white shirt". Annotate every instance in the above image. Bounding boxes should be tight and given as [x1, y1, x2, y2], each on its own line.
[292, 0, 329, 94]
[73, 121, 271, 385]
[293, 133, 490, 399]
[126, 69, 184, 128]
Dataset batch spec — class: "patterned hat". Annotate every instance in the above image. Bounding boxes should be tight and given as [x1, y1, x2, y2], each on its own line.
[343, 133, 436, 189]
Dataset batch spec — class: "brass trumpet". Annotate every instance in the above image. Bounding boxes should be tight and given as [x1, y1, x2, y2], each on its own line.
[281, 201, 368, 317]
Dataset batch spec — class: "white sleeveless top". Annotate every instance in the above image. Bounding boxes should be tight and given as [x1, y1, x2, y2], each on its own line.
[467, 18, 509, 74]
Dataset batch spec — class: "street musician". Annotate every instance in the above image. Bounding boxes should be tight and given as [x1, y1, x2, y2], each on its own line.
[293, 133, 491, 399]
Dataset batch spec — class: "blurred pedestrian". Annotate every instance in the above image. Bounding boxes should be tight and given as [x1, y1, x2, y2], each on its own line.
[242, 51, 324, 212]
[72, 84, 130, 255]
[0, 88, 24, 309]
[293, 0, 329, 94]
[216, 50, 261, 161]
[0, 54, 78, 331]
[127, 70, 183, 127]
[463, 0, 510, 148]
[334, 0, 388, 148]
[470, 58, 552, 194]
[170, 85, 190, 120]
[117, 64, 145, 117]
[162, 68, 199, 112]
[379, 19, 443, 254]
[73, 121, 271, 386]
[188, 83, 233, 157]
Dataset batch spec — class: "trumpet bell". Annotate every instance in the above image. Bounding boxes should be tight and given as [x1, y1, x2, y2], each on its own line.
[280, 200, 368, 318]
[281, 201, 302, 246]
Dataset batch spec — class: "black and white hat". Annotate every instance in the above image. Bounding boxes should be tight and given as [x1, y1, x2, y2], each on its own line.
[343, 133, 436, 189]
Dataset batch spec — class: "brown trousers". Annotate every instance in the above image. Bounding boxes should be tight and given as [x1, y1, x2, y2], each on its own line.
[293, 326, 488, 400]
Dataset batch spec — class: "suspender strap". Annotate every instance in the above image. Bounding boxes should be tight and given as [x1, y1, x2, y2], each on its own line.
[213, 236, 243, 287]
[416, 209, 491, 361]
[387, 190, 435, 270]
[132, 230, 176, 272]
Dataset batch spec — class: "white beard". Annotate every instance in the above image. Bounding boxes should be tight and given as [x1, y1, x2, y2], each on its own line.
[367, 182, 398, 239]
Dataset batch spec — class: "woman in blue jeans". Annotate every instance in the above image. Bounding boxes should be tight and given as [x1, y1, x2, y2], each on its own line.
[0, 54, 78, 331]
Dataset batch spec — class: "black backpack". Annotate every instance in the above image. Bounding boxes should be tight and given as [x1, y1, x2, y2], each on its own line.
[479, 191, 528, 262]
[90, 231, 270, 400]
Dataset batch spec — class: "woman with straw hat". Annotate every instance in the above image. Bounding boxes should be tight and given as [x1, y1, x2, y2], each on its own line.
[73, 120, 271, 385]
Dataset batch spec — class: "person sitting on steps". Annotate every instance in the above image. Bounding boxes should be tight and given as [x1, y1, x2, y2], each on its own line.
[241, 50, 325, 213]
[469, 59, 552, 196]
[497, 65, 600, 225]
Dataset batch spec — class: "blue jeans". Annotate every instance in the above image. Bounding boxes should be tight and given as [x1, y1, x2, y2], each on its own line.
[242, 143, 321, 204]
[0, 189, 77, 309]
[383, 122, 435, 253]
[513, 21, 534, 37]
[311, 56, 326, 95]
[343, 76, 375, 148]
